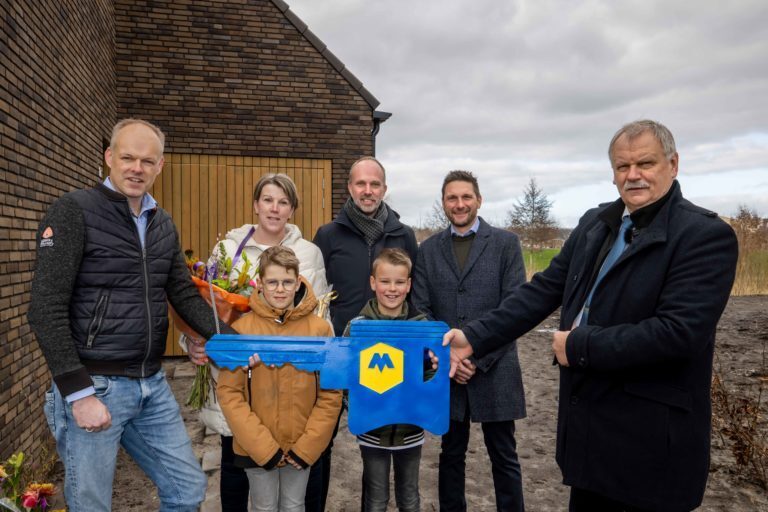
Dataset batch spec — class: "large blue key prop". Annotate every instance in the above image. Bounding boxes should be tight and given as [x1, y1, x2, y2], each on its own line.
[206, 320, 450, 435]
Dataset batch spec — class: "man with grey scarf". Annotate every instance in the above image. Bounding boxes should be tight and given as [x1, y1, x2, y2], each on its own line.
[309, 156, 418, 511]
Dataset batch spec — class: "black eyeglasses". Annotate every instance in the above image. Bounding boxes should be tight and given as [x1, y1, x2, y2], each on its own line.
[263, 279, 298, 291]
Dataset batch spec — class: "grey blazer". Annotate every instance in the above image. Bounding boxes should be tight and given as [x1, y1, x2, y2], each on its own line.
[412, 218, 527, 422]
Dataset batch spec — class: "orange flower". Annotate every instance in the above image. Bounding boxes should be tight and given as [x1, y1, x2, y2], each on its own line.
[21, 482, 57, 509]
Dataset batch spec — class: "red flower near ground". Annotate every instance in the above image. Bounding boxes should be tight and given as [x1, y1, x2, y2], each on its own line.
[21, 482, 56, 510]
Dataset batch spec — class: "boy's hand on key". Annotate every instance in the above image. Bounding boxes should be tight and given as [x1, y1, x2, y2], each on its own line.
[243, 352, 278, 370]
[428, 350, 439, 370]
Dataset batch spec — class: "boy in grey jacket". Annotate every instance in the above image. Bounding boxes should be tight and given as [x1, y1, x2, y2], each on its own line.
[344, 248, 433, 512]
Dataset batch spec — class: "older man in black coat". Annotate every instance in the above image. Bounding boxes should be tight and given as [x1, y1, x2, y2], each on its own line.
[445, 120, 738, 512]
[413, 170, 527, 512]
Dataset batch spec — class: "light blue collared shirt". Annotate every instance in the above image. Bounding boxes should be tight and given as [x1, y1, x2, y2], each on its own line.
[573, 207, 631, 328]
[450, 217, 480, 237]
[104, 177, 158, 248]
[65, 179, 158, 403]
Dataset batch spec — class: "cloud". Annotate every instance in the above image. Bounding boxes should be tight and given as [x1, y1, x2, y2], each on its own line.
[286, 0, 768, 226]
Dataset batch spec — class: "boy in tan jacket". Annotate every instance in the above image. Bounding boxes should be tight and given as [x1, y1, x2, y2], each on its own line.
[218, 246, 342, 512]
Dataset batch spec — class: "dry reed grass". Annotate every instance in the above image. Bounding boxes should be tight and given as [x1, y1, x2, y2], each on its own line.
[712, 326, 768, 491]
[730, 206, 768, 296]
[732, 250, 768, 296]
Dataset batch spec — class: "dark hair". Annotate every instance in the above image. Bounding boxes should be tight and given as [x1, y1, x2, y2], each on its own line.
[371, 248, 412, 276]
[258, 246, 300, 278]
[441, 170, 480, 199]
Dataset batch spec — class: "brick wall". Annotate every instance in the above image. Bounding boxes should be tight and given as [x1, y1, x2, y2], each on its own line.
[0, 1, 116, 459]
[114, 0, 376, 218]
[2, 0, 378, 461]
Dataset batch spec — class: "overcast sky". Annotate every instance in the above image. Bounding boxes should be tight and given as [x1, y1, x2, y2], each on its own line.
[286, 0, 768, 227]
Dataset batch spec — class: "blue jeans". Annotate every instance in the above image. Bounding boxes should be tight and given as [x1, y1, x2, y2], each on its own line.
[360, 445, 421, 512]
[44, 370, 207, 512]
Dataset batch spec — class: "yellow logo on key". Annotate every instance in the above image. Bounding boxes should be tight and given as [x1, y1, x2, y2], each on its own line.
[359, 342, 404, 394]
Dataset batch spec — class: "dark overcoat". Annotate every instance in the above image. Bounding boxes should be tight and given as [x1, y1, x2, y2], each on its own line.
[313, 204, 418, 335]
[464, 183, 738, 511]
[412, 218, 527, 422]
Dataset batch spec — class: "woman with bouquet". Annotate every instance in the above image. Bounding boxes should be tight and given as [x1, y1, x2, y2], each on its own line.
[185, 173, 329, 512]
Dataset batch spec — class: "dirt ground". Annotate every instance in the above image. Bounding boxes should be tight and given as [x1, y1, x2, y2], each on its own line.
[59, 295, 767, 511]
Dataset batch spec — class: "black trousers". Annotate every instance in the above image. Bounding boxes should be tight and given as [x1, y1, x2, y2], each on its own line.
[304, 446, 331, 512]
[438, 414, 524, 512]
[220, 435, 250, 512]
[569, 487, 657, 512]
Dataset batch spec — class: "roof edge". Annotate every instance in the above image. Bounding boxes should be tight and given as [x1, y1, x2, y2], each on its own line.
[274, 1, 380, 110]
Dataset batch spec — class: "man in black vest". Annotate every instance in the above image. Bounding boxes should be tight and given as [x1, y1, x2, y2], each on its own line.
[28, 119, 232, 511]
[444, 120, 739, 511]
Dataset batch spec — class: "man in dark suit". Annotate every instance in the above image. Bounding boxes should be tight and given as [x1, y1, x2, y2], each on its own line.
[310, 156, 418, 511]
[444, 120, 739, 511]
[413, 170, 527, 512]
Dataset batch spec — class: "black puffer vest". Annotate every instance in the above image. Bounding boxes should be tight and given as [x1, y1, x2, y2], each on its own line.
[68, 185, 177, 377]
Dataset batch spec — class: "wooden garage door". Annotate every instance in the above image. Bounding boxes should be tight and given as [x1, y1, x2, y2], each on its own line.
[151, 154, 333, 355]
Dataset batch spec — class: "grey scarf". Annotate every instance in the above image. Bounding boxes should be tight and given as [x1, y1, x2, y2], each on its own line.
[344, 197, 389, 247]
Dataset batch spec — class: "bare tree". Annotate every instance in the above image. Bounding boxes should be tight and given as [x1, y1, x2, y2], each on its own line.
[506, 178, 558, 249]
[422, 199, 450, 232]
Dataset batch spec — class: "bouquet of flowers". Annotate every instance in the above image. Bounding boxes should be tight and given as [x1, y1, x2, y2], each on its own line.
[173, 240, 258, 410]
[0, 452, 63, 512]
